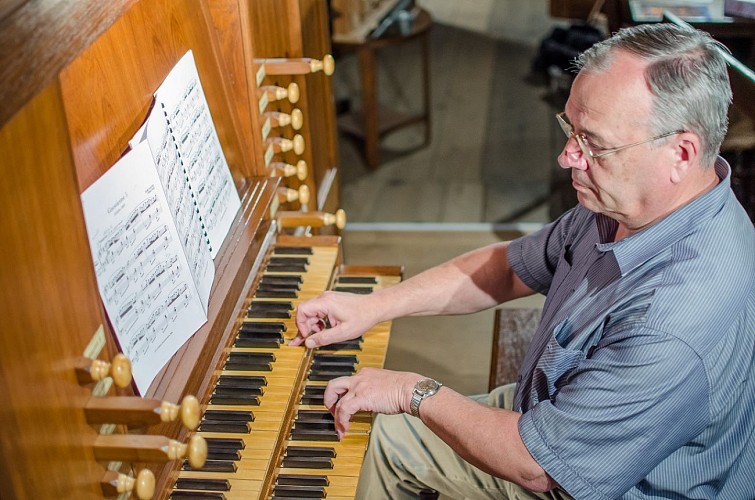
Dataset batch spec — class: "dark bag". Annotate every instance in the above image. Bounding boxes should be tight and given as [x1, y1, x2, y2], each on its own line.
[532, 24, 604, 75]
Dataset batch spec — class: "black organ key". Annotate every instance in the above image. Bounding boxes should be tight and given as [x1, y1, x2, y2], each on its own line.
[266, 256, 308, 273]
[269, 256, 310, 266]
[206, 448, 241, 461]
[336, 276, 377, 284]
[261, 274, 303, 285]
[300, 385, 326, 405]
[296, 409, 335, 423]
[333, 286, 373, 294]
[309, 354, 357, 381]
[326, 336, 363, 351]
[209, 387, 261, 406]
[204, 437, 245, 452]
[216, 374, 267, 389]
[203, 409, 255, 422]
[255, 286, 299, 299]
[274, 246, 314, 255]
[240, 322, 286, 333]
[174, 478, 231, 492]
[312, 354, 358, 367]
[247, 300, 293, 318]
[236, 322, 286, 348]
[198, 409, 254, 433]
[224, 351, 275, 371]
[282, 446, 336, 467]
[198, 420, 250, 433]
[235, 330, 284, 349]
[291, 410, 338, 441]
[272, 484, 326, 498]
[244, 309, 291, 319]
[276, 474, 329, 487]
[285, 446, 336, 458]
[282, 456, 334, 469]
[204, 438, 244, 460]
[170, 492, 226, 500]
[182, 459, 237, 473]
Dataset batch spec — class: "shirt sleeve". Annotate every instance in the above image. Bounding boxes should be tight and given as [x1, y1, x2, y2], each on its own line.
[508, 206, 582, 295]
[518, 326, 710, 499]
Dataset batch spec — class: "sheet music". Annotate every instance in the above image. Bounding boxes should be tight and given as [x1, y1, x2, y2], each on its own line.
[154, 50, 241, 258]
[144, 108, 214, 309]
[81, 142, 208, 393]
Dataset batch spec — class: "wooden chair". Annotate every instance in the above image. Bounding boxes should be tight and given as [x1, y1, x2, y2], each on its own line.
[489, 307, 542, 391]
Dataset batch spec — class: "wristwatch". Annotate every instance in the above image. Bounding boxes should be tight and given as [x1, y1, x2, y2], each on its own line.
[409, 378, 443, 418]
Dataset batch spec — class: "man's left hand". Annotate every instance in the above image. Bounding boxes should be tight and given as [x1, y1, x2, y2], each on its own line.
[324, 367, 423, 438]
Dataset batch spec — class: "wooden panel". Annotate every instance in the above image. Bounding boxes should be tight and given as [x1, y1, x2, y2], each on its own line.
[0, 0, 136, 127]
[206, 0, 264, 173]
[300, 0, 341, 212]
[245, 0, 341, 214]
[0, 83, 108, 499]
[59, 0, 256, 191]
[246, 0, 315, 213]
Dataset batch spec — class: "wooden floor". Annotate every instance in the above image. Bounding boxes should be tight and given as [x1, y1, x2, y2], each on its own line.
[334, 21, 570, 224]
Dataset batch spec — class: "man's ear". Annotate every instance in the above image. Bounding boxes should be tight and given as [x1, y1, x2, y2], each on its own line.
[670, 132, 700, 184]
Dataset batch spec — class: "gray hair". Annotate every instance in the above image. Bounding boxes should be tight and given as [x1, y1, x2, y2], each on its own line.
[575, 23, 732, 167]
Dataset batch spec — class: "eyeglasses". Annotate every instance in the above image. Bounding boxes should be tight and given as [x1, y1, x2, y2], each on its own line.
[556, 112, 684, 160]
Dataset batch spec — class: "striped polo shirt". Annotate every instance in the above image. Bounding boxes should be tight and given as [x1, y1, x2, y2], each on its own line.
[507, 159, 754, 499]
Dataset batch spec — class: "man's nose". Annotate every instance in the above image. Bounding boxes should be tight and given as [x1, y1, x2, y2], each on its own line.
[558, 139, 588, 170]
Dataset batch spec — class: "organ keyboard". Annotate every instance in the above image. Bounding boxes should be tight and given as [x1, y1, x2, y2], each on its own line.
[171, 236, 401, 499]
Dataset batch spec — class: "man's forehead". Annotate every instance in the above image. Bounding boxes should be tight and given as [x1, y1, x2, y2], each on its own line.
[570, 52, 652, 124]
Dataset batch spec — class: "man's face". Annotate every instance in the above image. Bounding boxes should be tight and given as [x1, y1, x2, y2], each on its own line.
[557, 51, 677, 225]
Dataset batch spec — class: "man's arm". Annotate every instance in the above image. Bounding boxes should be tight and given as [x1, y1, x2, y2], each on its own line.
[326, 368, 555, 493]
[293, 241, 535, 348]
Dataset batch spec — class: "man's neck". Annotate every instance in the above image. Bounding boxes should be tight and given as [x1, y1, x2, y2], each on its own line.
[614, 166, 720, 242]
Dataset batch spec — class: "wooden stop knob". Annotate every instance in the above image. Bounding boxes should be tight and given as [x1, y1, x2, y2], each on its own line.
[290, 108, 303, 130]
[322, 54, 335, 76]
[134, 469, 155, 500]
[286, 82, 300, 104]
[179, 395, 200, 430]
[110, 354, 132, 388]
[187, 434, 208, 469]
[298, 184, 310, 205]
[292, 134, 305, 155]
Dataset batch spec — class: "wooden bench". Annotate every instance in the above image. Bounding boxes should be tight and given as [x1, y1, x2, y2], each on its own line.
[489, 307, 542, 391]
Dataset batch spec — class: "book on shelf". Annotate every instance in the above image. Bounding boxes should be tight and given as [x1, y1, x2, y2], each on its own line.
[80, 50, 241, 393]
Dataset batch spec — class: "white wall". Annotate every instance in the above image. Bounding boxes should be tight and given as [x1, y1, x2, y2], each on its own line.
[417, 0, 557, 46]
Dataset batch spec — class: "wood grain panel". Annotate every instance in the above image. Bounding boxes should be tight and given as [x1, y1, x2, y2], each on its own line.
[0, 0, 136, 127]
[299, 0, 341, 212]
[59, 0, 253, 191]
[0, 83, 109, 499]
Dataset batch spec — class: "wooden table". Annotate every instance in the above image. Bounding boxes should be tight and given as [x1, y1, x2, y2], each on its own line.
[333, 8, 432, 170]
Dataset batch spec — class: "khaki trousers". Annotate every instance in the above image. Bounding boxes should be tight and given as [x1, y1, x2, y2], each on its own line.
[355, 383, 572, 500]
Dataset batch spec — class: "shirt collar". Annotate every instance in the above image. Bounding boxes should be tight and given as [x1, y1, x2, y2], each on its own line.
[595, 157, 732, 277]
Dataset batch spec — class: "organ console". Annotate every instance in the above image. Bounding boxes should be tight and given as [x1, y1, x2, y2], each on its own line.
[0, 1, 398, 499]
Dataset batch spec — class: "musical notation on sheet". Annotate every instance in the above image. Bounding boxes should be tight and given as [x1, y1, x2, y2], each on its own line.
[81, 142, 208, 393]
[154, 50, 241, 259]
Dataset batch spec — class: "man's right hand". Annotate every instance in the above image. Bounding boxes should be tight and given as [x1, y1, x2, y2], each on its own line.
[291, 290, 382, 348]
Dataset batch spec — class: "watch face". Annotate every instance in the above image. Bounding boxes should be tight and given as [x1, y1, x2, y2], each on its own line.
[417, 379, 438, 392]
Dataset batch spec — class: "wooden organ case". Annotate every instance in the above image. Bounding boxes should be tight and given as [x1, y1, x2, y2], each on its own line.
[0, 0, 401, 499]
